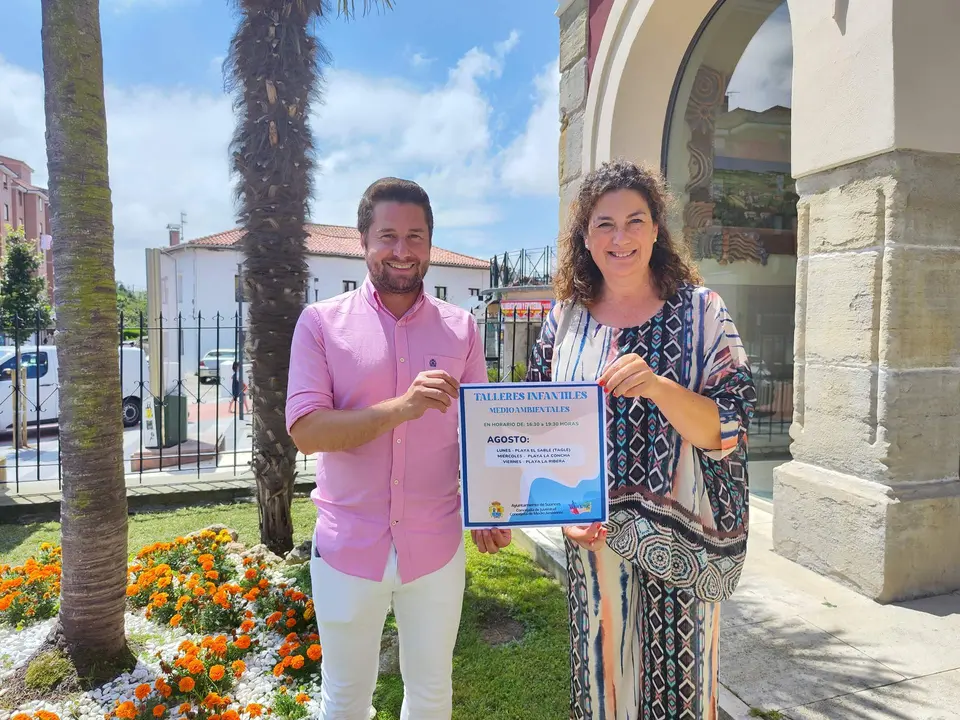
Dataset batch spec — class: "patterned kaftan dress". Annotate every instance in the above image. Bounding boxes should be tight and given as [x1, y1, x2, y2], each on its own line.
[526, 284, 756, 720]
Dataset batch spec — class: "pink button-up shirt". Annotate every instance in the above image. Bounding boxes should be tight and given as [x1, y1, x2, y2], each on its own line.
[285, 277, 487, 583]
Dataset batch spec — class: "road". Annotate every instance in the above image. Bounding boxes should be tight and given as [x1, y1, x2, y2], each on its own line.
[0, 372, 254, 487]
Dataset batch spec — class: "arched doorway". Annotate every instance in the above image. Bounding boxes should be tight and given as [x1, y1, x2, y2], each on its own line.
[663, 0, 795, 496]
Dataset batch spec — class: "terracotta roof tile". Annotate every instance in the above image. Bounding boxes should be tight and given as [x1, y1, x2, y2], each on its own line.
[183, 224, 489, 269]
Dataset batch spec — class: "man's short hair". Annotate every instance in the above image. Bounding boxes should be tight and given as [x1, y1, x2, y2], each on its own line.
[357, 177, 434, 240]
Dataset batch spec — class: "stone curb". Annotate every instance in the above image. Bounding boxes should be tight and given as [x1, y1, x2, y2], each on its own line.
[513, 527, 748, 720]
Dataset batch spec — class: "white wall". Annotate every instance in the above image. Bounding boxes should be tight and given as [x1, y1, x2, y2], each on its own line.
[160, 247, 489, 374]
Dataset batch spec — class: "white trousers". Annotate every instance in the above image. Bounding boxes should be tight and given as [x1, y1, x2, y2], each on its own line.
[309, 540, 466, 720]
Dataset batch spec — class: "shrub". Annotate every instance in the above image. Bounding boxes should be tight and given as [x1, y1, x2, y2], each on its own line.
[127, 530, 269, 634]
[0, 543, 62, 628]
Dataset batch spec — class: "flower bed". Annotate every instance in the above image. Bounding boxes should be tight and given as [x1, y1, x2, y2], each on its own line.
[0, 530, 322, 720]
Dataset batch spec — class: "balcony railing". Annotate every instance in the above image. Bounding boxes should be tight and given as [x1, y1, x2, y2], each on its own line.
[489, 246, 556, 291]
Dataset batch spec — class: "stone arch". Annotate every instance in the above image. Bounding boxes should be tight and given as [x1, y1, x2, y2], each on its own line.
[582, 0, 803, 173]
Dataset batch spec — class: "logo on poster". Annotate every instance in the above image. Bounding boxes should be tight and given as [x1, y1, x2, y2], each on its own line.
[488, 501, 504, 519]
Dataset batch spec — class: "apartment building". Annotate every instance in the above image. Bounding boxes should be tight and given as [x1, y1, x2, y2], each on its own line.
[0, 155, 54, 300]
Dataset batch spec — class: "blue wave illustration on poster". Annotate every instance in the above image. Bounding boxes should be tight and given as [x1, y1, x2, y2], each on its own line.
[509, 474, 603, 523]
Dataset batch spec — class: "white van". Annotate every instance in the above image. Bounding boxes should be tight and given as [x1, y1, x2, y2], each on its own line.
[0, 345, 151, 429]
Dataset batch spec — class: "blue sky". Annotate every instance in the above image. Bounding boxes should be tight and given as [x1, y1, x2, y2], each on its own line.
[1, 0, 561, 286]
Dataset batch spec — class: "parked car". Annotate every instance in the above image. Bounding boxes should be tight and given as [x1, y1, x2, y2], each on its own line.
[0, 345, 151, 429]
[198, 348, 237, 383]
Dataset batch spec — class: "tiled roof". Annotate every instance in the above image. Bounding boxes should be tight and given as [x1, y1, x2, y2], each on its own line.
[179, 224, 489, 270]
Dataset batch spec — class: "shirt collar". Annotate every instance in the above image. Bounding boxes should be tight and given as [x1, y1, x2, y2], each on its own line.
[360, 275, 427, 320]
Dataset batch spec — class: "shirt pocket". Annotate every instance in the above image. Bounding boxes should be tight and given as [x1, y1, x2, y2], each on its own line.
[423, 353, 466, 381]
[417, 354, 466, 446]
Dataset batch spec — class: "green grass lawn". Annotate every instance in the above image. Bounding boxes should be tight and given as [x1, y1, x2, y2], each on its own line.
[1, 499, 570, 720]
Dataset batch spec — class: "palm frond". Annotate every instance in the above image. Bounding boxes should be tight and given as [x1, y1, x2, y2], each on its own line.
[336, 0, 393, 18]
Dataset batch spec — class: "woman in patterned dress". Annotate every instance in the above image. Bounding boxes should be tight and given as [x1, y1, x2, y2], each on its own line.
[526, 160, 756, 720]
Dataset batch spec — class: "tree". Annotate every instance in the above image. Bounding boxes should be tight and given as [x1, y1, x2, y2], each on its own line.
[40, 0, 131, 675]
[226, 0, 392, 556]
[117, 282, 147, 320]
[0, 225, 53, 334]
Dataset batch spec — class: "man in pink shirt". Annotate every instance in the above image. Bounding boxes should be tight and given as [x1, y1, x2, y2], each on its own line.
[286, 177, 510, 720]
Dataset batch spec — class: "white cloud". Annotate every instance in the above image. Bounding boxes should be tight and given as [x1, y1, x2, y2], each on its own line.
[725, 3, 792, 112]
[499, 58, 560, 196]
[495, 31, 521, 58]
[0, 32, 559, 286]
[409, 52, 434, 69]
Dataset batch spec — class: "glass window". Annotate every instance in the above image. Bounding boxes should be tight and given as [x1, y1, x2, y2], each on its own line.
[435, 286, 448, 301]
[665, 0, 794, 459]
[469, 288, 480, 297]
[343, 280, 357, 292]
[0, 352, 49, 381]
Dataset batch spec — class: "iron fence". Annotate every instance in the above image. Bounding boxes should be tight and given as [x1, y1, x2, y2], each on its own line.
[0, 303, 793, 493]
[0, 311, 312, 495]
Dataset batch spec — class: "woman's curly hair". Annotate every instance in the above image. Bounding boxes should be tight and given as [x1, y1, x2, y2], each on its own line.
[554, 159, 702, 303]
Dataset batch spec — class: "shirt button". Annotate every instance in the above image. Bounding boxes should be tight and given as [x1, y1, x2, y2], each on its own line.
[399, 357, 405, 363]
[392, 520, 399, 525]
[394, 479, 399, 485]
[396, 438, 401, 444]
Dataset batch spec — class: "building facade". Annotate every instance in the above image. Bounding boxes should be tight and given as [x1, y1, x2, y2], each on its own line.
[558, 0, 960, 602]
[0, 155, 54, 301]
[157, 224, 490, 374]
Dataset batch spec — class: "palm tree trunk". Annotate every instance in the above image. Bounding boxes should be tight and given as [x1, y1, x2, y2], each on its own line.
[227, 0, 326, 556]
[41, 0, 130, 671]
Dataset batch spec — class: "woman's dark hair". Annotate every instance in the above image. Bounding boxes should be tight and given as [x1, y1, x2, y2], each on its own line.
[357, 177, 434, 241]
[554, 159, 701, 303]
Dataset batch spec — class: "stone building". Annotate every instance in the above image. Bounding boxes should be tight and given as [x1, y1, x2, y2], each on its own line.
[557, 0, 960, 603]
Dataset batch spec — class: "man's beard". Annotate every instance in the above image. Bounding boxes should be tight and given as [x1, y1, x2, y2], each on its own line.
[369, 260, 427, 295]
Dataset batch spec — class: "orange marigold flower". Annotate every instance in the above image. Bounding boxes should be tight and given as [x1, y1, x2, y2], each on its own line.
[233, 635, 251, 650]
[155, 678, 167, 692]
[203, 693, 221, 710]
[170, 614, 182, 627]
[178, 677, 195, 693]
[290, 655, 305, 670]
[285, 632, 298, 643]
[36, 711, 59, 720]
[246, 704, 263, 718]
[265, 612, 282, 626]
[244, 568, 257, 580]
[286, 609, 296, 618]
[153, 705, 166, 718]
[178, 704, 191, 715]
[116, 702, 137, 720]
[295, 693, 310, 704]
[285, 618, 297, 629]
[178, 640, 197, 654]
[272, 664, 283, 677]
[307, 644, 322, 661]
[136, 683, 152, 700]
[209, 665, 226, 682]
[205, 571, 219, 581]
[231, 660, 246, 677]
[158, 684, 172, 699]
[126, 585, 140, 597]
[240, 619, 254, 633]
[187, 659, 205, 675]
[12, 714, 32, 720]
[222, 711, 240, 720]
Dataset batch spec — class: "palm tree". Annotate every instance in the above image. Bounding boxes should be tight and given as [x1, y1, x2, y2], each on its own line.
[226, 0, 392, 556]
[40, 0, 131, 674]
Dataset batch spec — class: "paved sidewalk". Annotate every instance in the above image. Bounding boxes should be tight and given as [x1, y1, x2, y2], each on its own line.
[515, 499, 960, 720]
